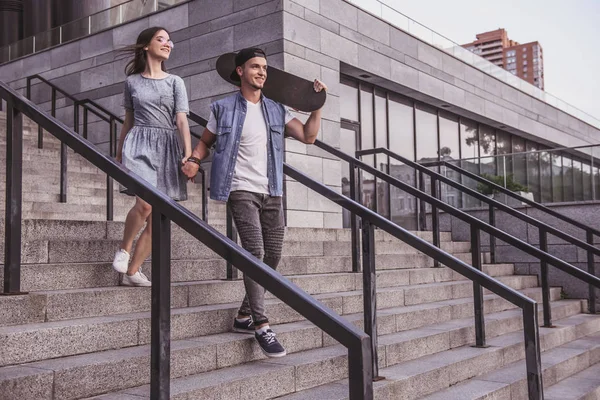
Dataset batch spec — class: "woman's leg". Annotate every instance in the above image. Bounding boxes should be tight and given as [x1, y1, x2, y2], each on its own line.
[128, 212, 152, 276]
[120, 197, 152, 254]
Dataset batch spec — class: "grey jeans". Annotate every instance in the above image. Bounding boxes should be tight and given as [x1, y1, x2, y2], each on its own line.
[227, 190, 285, 326]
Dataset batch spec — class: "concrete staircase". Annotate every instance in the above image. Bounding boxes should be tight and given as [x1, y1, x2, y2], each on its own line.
[1, 111, 600, 399]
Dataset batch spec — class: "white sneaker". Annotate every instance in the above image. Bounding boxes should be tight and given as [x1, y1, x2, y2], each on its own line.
[122, 270, 151, 287]
[112, 249, 130, 274]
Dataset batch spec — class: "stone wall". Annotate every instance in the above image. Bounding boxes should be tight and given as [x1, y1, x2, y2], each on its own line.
[2, 0, 600, 228]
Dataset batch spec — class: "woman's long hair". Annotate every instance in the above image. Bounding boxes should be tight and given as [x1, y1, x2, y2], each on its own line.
[121, 26, 169, 76]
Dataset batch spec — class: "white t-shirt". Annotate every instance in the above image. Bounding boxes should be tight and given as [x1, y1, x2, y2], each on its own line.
[207, 100, 294, 194]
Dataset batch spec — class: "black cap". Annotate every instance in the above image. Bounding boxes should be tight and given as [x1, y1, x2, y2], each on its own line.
[230, 47, 267, 81]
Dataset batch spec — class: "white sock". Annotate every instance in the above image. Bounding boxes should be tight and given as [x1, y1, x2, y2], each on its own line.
[236, 316, 251, 322]
[256, 325, 271, 335]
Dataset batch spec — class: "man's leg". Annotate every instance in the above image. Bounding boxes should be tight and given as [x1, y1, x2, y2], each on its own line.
[259, 195, 285, 303]
[227, 191, 270, 326]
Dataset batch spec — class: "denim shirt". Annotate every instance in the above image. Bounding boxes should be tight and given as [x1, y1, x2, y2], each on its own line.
[209, 91, 286, 201]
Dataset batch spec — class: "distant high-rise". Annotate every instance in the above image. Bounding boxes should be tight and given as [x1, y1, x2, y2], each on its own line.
[462, 28, 544, 90]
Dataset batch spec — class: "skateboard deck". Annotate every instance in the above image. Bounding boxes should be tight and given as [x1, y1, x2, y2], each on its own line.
[216, 52, 327, 112]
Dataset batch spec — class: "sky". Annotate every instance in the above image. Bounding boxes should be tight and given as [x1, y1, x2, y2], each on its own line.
[355, 0, 600, 121]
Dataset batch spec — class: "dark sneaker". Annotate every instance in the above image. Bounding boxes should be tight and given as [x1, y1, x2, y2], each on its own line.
[233, 317, 255, 334]
[255, 329, 286, 358]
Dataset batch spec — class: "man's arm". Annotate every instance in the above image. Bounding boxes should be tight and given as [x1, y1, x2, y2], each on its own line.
[284, 110, 321, 144]
[181, 128, 216, 180]
[284, 79, 328, 145]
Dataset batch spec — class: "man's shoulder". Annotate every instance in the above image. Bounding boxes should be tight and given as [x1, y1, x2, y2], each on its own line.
[262, 95, 284, 109]
[212, 93, 238, 107]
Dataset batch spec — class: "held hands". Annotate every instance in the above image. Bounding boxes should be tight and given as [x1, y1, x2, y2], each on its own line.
[182, 156, 200, 182]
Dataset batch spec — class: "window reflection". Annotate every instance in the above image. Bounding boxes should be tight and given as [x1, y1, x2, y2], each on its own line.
[388, 95, 417, 229]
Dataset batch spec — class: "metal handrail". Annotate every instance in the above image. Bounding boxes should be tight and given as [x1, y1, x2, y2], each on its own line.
[0, 79, 373, 400]
[284, 162, 543, 399]
[25, 74, 208, 221]
[431, 159, 600, 237]
[359, 148, 600, 257]
[354, 145, 600, 319]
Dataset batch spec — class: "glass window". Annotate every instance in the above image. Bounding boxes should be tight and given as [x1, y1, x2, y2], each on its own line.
[340, 80, 359, 122]
[563, 156, 574, 202]
[375, 92, 389, 218]
[526, 142, 540, 202]
[439, 112, 460, 207]
[340, 125, 358, 228]
[594, 167, 600, 201]
[388, 94, 417, 229]
[415, 104, 437, 214]
[359, 86, 376, 210]
[496, 131, 511, 188]
[573, 160, 584, 201]
[415, 104, 438, 163]
[551, 154, 563, 203]
[512, 136, 527, 189]
[460, 119, 480, 208]
[479, 125, 496, 177]
[583, 163, 593, 201]
[540, 151, 552, 203]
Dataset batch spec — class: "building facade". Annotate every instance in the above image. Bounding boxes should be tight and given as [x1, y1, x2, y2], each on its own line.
[0, 0, 598, 230]
[462, 28, 544, 90]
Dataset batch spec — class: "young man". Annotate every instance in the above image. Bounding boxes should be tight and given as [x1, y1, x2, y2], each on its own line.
[181, 47, 327, 357]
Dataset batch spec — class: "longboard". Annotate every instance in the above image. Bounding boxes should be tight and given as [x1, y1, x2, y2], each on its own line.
[216, 52, 327, 112]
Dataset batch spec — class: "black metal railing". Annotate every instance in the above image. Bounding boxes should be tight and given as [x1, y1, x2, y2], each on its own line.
[0, 80, 373, 400]
[283, 162, 543, 398]
[219, 137, 552, 397]
[354, 146, 600, 326]
[431, 158, 600, 314]
[25, 74, 208, 222]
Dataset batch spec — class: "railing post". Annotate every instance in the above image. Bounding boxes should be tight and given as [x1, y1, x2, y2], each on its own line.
[488, 204, 496, 264]
[587, 230, 597, 314]
[73, 102, 79, 134]
[348, 339, 374, 400]
[418, 170, 427, 231]
[430, 176, 440, 268]
[3, 103, 25, 295]
[226, 207, 238, 280]
[470, 225, 487, 347]
[150, 212, 171, 400]
[538, 227, 552, 327]
[523, 302, 544, 399]
[106, 117, 115, 221]
[83, 107, 88, 140]
[350, 162, 361, 272]
[361, 219, 381, 380]
[59, 142, 68, 203]
[200, 169, 208, 222]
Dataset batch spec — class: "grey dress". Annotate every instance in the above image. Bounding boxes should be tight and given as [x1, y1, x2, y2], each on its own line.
[121, 73, 189, 201]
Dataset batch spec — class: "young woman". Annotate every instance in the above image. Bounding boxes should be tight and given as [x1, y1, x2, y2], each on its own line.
[112, 26, 192, 286]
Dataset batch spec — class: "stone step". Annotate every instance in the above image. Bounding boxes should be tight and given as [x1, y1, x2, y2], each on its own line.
[26, 237, 441, 265]
[0, 297, 578, 400]
[106, 308, 600, 400]
[0, 219, 447, 243]
[0, 191, 210, 208]
[544, 361, 600, 400]
[422, 332, 600, 400]
[0, 264, 522, 325]
[0, 274, 542, 366]
[273, 313, 600, 400]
